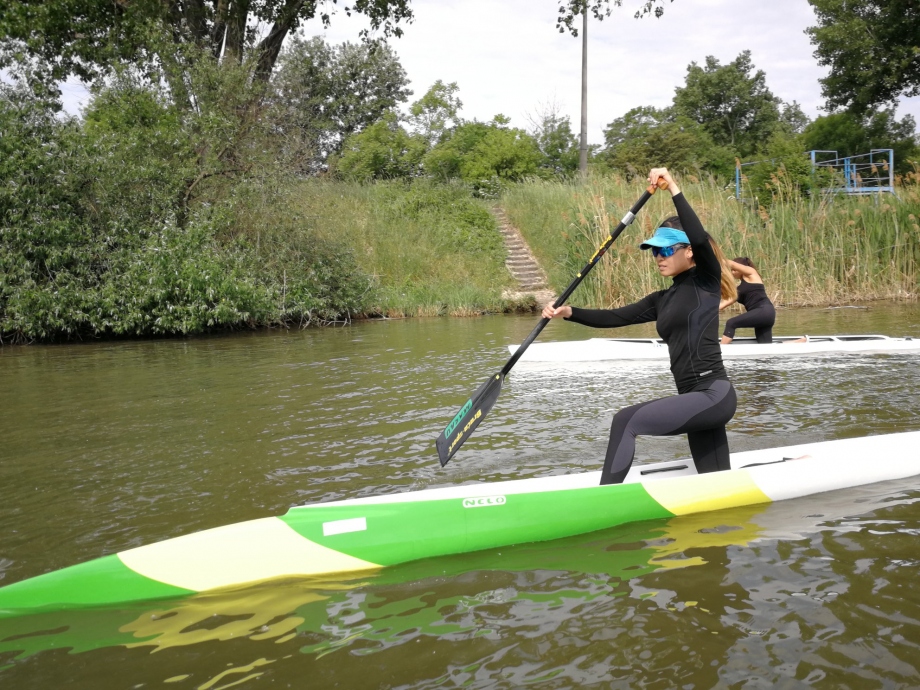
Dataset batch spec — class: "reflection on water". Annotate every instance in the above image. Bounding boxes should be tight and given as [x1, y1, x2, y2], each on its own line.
[1, 303, 920, 687]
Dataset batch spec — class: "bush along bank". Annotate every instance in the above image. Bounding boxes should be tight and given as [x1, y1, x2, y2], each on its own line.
[0, 169, 525, 343]
[0, 66, 537, 344]
[0, 94, 523, 342]
[0, 78, 363, 343]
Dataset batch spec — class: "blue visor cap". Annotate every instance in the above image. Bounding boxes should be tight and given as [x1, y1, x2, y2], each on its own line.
[639, 227, 691, 250]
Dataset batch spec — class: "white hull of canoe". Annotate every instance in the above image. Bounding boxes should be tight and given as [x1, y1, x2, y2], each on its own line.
[509, 334, 920, 364]
[327, 430, 920, 508]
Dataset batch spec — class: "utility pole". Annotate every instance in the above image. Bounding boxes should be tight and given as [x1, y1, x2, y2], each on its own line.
[579, 6, 588, 177]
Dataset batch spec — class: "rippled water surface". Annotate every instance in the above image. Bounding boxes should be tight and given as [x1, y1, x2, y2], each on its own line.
[2, 303, 920, 688]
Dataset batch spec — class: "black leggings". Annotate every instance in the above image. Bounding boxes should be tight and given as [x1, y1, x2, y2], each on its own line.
[723, 305, 776, 343]
[600, 379, 737, 485]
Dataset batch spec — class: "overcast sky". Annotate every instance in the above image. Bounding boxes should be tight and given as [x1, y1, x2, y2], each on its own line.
[59, 0, 920, 147]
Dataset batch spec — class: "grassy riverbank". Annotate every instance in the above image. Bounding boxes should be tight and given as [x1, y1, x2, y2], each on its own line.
[1, 177, 520, 343]
[502, 172, 920, 309]
[237, 179, 515, 319]
[6, 168, 919, 344]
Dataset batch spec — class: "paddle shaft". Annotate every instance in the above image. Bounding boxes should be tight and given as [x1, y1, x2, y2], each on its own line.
[435, 179, 668, 466]
[501, 180, 667, 376]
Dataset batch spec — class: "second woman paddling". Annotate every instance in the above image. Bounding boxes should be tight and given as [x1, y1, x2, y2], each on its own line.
[719, 258, 776, 344]
[543, 168, 738, 485]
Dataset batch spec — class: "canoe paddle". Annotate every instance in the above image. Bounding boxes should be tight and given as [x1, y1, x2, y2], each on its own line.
[435, 178, 670, 466]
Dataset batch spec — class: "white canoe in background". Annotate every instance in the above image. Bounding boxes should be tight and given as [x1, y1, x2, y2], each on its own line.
[509, 334, 920, 363]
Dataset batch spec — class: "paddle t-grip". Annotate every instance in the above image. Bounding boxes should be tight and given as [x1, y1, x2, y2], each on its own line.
[647, 177, 671, 194]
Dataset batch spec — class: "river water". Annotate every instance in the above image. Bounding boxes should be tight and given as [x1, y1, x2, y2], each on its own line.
[1, 303, 920, 688]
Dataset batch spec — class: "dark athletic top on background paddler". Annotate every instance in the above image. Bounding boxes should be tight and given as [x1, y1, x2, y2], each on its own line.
[736, 280, 772, 311]
[566, 193, 728, 395]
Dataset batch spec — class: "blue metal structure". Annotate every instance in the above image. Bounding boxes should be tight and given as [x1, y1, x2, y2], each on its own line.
[734, 149, 896, 200]
[809, 149, 895, 195]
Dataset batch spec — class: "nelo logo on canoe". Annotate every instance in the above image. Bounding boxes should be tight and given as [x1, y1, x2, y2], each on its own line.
[462, 495, 507, 508]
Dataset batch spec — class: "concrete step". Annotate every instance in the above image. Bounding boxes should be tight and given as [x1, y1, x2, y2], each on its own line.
[510, 272, 543, 279]
[491, 205, 550, 296]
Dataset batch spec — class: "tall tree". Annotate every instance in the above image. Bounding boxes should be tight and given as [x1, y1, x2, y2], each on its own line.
[601, 106, 733, 177]
[423, 117, 543, 189]
[408, 80, 463, 146]
[527, 101, 581, 175]
[673, 51, 786, 157]
[271, 37, 412, 171]
[336, 112, 427, 180]
[0, 0, 413, 91]
[807, 0, 920, 114]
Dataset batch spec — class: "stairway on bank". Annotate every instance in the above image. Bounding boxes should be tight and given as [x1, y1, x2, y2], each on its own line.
[491, 206, 554, 304]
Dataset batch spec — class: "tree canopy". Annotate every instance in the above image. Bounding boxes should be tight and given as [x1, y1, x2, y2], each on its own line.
[673, 51, 791, 157]
[600, 106, 733, 177]
[530, 109, 581, 176]
[807, 0, 920, 114]
[408, 80, 463, 146]
[0, 0, 414, 91]
[336, 112, 427, 180]
[555, 0, 675, 35]
[271, 37, 412, 172]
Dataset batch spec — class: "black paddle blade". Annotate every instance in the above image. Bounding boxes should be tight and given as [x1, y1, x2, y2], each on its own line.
[436, 373, 504, 467]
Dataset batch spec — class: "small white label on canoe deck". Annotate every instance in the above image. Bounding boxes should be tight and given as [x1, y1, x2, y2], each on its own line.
[323, 517, 367, 536]
[462, 495, 506, 508]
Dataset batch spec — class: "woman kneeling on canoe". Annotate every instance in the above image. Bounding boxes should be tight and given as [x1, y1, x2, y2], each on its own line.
[543, 168, 738, 485]
[719, 258, 776, 344]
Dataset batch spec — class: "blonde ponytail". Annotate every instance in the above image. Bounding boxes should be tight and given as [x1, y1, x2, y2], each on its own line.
[709, 239, 738, 302]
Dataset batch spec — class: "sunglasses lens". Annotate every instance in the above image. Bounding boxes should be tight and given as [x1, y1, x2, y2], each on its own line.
[652, 244, 687, 258]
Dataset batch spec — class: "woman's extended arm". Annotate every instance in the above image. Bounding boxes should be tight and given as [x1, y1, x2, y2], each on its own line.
[727, 259, 763, 284]
[719, 297, 737, 311]
[542, 293, 659, 328]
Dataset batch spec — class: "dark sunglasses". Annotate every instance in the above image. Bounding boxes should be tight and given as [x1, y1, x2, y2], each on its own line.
[651, 244, 688, 258]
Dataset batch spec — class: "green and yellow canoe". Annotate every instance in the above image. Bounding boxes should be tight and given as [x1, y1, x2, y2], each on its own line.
[2, 431, 918, 617]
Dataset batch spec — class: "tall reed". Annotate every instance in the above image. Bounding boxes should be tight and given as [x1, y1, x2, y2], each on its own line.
[502, 172, 920, 309]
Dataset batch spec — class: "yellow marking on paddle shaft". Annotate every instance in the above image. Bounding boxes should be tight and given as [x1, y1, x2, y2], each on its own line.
[588, 235, 614, 264]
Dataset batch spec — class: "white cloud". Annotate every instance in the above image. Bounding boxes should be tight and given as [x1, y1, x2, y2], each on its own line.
[56, 0, 920, 148]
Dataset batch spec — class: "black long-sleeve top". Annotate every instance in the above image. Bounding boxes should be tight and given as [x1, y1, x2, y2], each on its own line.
[566, 192, 728, 394]
[737, 281, 773, 311]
